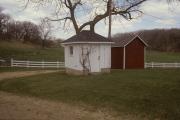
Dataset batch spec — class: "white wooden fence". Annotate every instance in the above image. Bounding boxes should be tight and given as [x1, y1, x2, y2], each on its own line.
[145, 62, 180, 68]
[10, 59, 180, 69]
[11, 59, 64, 68]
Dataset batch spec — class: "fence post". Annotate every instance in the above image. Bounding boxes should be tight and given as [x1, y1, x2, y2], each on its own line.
[144, 63, 146, 69]
[42, 60, 44, 68]
[163, 63, 165, 68]
[11, 58, 13, 67]
[26, 60, 29, 68]
[57, 61, 59, 68]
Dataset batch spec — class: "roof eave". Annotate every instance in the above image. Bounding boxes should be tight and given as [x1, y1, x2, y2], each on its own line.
[124, 35, 148, 47]
[61, 41, 114, 45]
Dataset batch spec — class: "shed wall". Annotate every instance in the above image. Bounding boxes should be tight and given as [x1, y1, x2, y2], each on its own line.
[125, 38, 145, 69]
[64, 44, 111, 73]
[65, 44, 82, 71]
[111, 47, 124, 69]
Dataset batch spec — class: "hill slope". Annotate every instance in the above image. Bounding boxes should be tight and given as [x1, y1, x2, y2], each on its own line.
[113, 28, 180, 52]
[1, 40, 180, 63]
[0, 41, 64, 61]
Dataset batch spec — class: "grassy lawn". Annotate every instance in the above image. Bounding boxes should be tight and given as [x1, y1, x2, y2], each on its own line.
[0, 67, 38, 73]
[0, 67, 61, 73]
[146, 51, 180, 62]
[0, 69, 179, 120]
[0, 41, 64, 61]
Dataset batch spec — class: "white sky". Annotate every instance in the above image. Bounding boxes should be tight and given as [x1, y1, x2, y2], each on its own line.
[0, 0, 180, 39]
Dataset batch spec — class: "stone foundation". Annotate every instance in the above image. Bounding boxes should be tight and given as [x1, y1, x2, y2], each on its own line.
[66, 68, 111, 75]
[66, 68, 84, 75]
[101, 68, 111, 73]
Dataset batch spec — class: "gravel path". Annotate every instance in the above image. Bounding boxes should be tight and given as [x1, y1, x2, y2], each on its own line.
[0, 70, 59, 81]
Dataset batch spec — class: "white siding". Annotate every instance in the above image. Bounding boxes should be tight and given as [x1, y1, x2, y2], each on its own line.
[65, 45, 82, 71]
[89, 45, 100, 72]
[100, 45, 111, 69]
[64, 43, 111, 73]
[100, 45, 105, 69]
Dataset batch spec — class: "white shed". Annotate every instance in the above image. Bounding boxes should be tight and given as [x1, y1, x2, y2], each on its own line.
[61, 30, 113, 75]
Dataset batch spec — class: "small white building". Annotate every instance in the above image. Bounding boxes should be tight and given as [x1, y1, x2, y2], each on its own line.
[61, 30, 113, 75]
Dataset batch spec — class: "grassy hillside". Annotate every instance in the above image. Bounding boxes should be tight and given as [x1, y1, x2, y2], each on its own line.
[0, 69, 179, 120]
[0, 41, 180, 62]
[0, 41, 64, 61]
[113, 29, 180, 52]
[146, 51, 180, 62]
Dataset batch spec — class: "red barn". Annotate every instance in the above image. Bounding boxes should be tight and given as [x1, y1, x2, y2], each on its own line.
[111, 35, 148, 69]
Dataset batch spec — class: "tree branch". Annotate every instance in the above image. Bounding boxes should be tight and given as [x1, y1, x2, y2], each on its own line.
[72, 0, 82, 10]
[46, 17, 71, 21]
[79, 0, 147, 32]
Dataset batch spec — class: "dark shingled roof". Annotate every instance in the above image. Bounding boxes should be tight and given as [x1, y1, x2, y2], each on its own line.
[112, 34, 148, 47]
[62, 30, 112, 44]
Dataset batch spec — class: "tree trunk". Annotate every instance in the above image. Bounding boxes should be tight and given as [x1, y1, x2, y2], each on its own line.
[42, 39, 45, 49]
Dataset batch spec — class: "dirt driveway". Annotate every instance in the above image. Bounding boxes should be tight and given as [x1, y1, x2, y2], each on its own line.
[0, 91, 120, 120]
[0, 71, 122, 120]
[0, 70, 60, 81]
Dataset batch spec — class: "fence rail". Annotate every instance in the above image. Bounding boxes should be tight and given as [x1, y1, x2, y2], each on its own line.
[145, 62, 180, 68]
[11, 59, 64, 68]
[10, 59, 180, 69]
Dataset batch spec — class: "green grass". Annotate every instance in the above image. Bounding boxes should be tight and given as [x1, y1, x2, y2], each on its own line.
[0, 67, 60, 73]
[0, 41, 64, 61]
[0, 69, 180, 120]
[0, 67, 35, 73]
[146, 51, 180, 62]
[1, 41, 180, 63]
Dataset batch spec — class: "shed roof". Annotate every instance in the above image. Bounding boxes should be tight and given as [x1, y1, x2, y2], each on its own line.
[112, 34, 148, 47]
[62, 30, 113, 44]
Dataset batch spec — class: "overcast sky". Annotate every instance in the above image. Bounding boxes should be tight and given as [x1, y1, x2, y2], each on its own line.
[0, 0, 180, 39]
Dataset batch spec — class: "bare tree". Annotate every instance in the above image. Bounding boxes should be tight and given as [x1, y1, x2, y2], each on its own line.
[21, 21, 41, 43]
[6, 20, 16, 40]
[39, 18, 53, 48]
[0, 7, 11, 40]
[79, 46, 91, 75]
[14, 21, 26, 41]
[22, 0, 150, 34]
[167, 0, 180, 3]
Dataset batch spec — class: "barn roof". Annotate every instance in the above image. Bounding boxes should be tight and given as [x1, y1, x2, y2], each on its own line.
[62, 30, 113, 44]
[112, 34, 148, 47]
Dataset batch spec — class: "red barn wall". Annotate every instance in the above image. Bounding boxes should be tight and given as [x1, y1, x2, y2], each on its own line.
[125, 38, 145, 69]
[111, 47, 124, 69]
